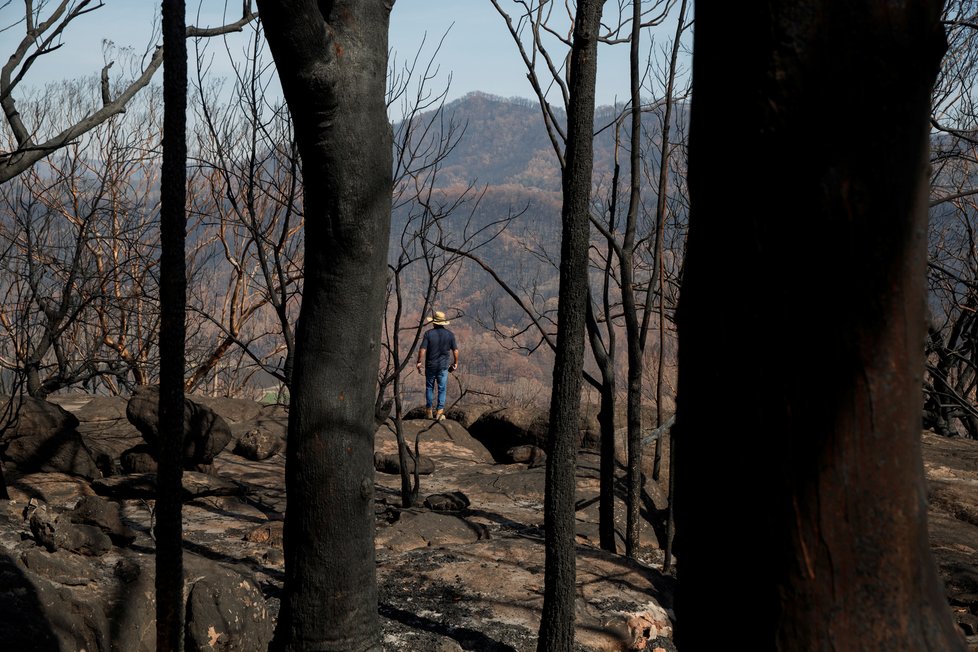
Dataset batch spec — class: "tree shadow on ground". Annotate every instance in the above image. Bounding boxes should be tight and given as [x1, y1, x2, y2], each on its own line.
[379, 602, 519, 651]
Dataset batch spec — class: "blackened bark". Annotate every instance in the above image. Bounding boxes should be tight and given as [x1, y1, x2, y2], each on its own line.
[258, 2, 391, 650]
[596, 375, 616, 552]
[586, 300, 617, 553]
[674, 2, 964, 649]
[621, 0, 644, 560]
[537, 1, 604, 650]
[157, 0, 187, 650]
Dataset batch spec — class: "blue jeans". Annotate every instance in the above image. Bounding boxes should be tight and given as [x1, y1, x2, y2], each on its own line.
[425, 367, 449, 410]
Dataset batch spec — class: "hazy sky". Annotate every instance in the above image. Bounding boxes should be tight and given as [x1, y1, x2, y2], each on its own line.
[0, 1, 657, 113]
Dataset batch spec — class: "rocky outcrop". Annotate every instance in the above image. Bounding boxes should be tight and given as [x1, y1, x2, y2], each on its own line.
[0, 544, 272, 652]
[467, 406, 551, 461]
[49, 395, 978, 650]
[0, 397, 100, 479]
[71, 396, 142, 476]
[126, 385, 233, 471]
[29, 506, 112, 556]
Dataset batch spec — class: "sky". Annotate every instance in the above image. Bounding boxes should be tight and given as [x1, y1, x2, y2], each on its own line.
[0, 1, 674, 116]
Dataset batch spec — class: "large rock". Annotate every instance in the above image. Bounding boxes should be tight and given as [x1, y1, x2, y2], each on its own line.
[191, 395, 264, 424]
[0, 396, 100, 479]
[446, 403, 497, 429]
[20, 548, 95, 586]
[71, 395, 143, 476]
[0, 552, 98, 652]
[120, 444, 159, 474]
[467, 405, 649, 462]
[232, 425, 284, 461]
[375, 510, 487, 553]
[184, 555, 273, 652]
[403, 403, 496, 429]
[126, 385, 233, 470]
[29, 506, 112, 556]
[467, 406, 550, 462]
[375, 451, 436, 475]
[506, 444, 547, 468]
[69, 495, 136, 546]
[375, 419, 494, 465]
[3, 471, 96, 506]
[0, 548, 272, 652]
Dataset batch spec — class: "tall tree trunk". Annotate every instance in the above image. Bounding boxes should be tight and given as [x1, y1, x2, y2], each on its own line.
[537, 1, 604, 650]
[157, 0, 187, 650]
[259, 2, 392, 650]
[674, 2, 964, 649]
[621, 0, 644, 560]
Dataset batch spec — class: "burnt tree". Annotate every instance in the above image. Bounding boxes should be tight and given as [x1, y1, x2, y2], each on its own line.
[674, 2, 965, 650]
[537, 1, 604, 650]
[157, 0, 188, 649]
[258, 1, 392, 650]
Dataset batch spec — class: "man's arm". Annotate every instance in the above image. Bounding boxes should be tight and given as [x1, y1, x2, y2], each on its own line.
[450, 346, 459, 371]
[416, 347, 426, 374]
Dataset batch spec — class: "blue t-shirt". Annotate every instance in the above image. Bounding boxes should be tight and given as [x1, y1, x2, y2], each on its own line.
[421, 327, 457, 371]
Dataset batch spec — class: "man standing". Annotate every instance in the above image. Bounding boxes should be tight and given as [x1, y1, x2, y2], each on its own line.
[416, 310, 459, 420]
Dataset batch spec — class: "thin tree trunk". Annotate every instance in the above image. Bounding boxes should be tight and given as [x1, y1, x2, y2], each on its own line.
[622, 0, 645, 559]
[157, 0, 187, 649]
[537, 2, 604, 650]
[674, 2, 964, 649]
[260, 2, 391, 650]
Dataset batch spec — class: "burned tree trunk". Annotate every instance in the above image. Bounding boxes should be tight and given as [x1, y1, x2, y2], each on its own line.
[674, 2, 965, 650]
[259, 1, 392, 650]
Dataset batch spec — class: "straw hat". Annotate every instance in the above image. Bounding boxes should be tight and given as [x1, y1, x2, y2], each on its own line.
[426, 310, 451, 326]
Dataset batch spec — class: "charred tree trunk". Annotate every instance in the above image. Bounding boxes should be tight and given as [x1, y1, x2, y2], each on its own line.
[674, 2, 964, 649]
[157, 0, 188, 650]
[596, 372, 617, 552]
[537, 1, 604, 650]
[259, 2, 392, 650]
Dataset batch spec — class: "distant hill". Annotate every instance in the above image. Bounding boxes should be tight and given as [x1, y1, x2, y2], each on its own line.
[411, 91, 672, 192]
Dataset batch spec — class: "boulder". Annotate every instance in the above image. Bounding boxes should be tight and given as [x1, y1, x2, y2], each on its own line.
[0, 552, 102, 652]
[29, 507, 112, 556]
[468, 405, 643, 462]
[71, 395, 143, 475]
[4, 471, 96, 506]
[69, 495, 136, 546]
[445, 403, 496, 429]
[244, 521, 283, 548]
[468, 406, 550, 461]
[375, 510, 486, 553]
[374, 419, 494, 465]
[191, 395, 264, 424]
[0, 396, 100, 479]
[20, 548, 95, 586]
[374, 451, 435, 475]
[232, 426, 284, 461]
[506, 444, 547, 468]
[184, 556, 273, 652]
[0, 549, 271, 652]
[126, 385, 233, 470]
[424, 491, 471, 512]
[403, 403, 495, 428]
[120, 444, 158, 474]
